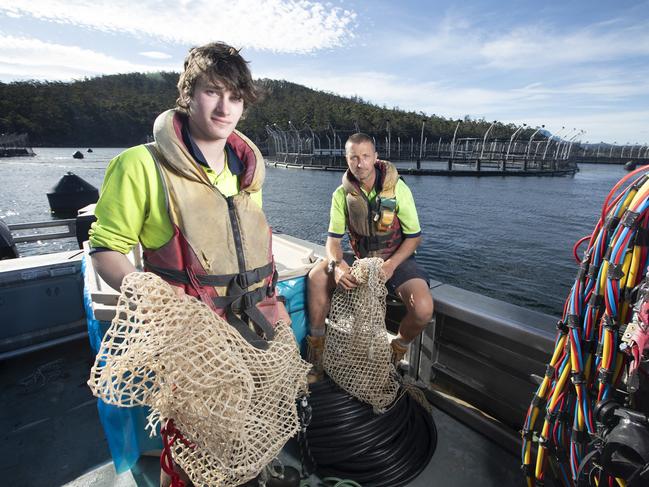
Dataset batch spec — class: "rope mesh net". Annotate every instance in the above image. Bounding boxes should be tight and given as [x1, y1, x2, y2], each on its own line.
[87, 272, 310, 486]
[324, 257, 399, 412]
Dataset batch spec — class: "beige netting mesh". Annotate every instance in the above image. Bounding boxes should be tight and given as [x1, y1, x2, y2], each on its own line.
[87, 272, 310, 487]
[323, 257, 399, 412]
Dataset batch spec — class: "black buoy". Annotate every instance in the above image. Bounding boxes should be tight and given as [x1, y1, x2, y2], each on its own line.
[87, 148, 93, 153]
[73, 150, 84, 159]
[625, 160, 637, 171]
[0, 219, 19, 259]
[46, 172, 99, 215]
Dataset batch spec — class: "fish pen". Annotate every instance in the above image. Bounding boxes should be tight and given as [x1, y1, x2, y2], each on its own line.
[265, 123, 578, 176]
[0, 133, 35, 157]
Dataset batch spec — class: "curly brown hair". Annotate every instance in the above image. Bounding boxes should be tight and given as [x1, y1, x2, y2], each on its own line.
[176, 42, 261, 114]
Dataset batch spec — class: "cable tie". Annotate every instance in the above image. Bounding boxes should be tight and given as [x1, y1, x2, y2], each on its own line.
[587, 263, 600, 279]
[556, 320, 569, 334]
[571, 371, 586, 385]
[602, 315, 617, 330]
[588, 293, 604, 308]
[605, 215, 620, 231]
[545, 409, 559, 423]
[621, 210, 640, 228]
[538, 434, 548, 445]
[545, 364, 556, 378]
[566, 314, 580, 329]
[596, 342, 604, 358]
[598, 368, 613, 384]
[607, 262, 625, 280]
[521, 428, 534, 440]
[604, 246, 613, 261]
[577, 263, 588, 282]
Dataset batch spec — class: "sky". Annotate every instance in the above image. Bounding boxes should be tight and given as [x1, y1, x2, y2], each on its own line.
[0, 0, 648, 144]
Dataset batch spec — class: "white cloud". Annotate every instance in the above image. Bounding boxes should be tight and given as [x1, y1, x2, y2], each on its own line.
[0, 34, 174, 80]
[480, 23, 649, 69]
[0, 0, 356, 53]
[139, 51, 172, 60]
[389, 14, 649, 71]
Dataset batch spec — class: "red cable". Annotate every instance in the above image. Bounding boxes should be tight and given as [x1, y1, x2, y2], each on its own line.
[601, 166, 649, 223]
[573, 235, 591, 263]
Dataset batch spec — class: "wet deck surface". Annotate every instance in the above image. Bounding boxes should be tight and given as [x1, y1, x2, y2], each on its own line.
[1, 339, 522, 487]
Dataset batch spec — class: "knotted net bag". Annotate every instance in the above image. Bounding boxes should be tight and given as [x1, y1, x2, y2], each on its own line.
[87, 272, 310, 486]
[323, 257, 399, 412]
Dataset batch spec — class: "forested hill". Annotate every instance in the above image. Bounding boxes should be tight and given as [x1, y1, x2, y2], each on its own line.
[0, 73, 526, 147]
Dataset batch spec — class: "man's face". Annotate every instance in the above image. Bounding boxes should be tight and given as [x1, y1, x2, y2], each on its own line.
[187, 76, 244, 143]
[346, 141, 377, 185]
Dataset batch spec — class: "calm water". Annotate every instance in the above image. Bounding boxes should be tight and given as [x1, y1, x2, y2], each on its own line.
[0, 148, 628, 317]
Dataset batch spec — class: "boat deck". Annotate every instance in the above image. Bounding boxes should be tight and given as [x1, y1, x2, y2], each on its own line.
[1, 338, 522, 487]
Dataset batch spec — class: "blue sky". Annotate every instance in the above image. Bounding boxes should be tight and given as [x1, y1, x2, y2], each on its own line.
[0, 0, 647, 144]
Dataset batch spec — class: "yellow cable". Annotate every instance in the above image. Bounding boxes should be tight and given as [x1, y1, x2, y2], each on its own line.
[619, 187, 638, 214]
[584, 354, 593, 383]
[626, 244, 642, 288]
[534, 437, 546, 479]
[550, 335, 567, 366]
[549, 361, 572, 410]
[625, 181, 649, 215]
[599, 260, 610, 291]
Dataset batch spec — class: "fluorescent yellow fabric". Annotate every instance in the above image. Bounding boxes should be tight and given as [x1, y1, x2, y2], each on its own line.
[327, 178, 421, 237]
[89, 145, 263, 254]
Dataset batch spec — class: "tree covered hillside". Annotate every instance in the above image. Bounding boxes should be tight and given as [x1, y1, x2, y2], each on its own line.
[0, 73, 527, 147]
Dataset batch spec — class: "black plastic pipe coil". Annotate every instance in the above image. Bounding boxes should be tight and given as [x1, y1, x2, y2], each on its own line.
[303, 377, 438, 486]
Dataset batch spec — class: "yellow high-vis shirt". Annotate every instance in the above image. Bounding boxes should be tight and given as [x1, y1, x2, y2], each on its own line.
[89, 144, 263, 254]
[327, 178, 421, 238]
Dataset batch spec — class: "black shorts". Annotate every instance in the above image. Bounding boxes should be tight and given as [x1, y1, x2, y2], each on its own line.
[385, 256, 429, 294]
[342, 253, 429, 294]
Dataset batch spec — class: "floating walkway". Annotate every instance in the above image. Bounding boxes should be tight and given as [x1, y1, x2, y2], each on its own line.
[267, 159, 578, 177]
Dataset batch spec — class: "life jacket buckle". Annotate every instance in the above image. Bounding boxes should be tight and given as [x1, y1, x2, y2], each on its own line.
[240, 292, 254, 310]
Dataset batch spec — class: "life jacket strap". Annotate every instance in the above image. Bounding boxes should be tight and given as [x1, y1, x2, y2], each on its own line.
[213, 285, 276, 350]
[357, 234, 393, 253]
[144, 260, 274, 288]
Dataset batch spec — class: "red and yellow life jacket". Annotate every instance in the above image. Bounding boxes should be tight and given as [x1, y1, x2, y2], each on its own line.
[142, 109, 279, 350]
[342, 160, 403, 260]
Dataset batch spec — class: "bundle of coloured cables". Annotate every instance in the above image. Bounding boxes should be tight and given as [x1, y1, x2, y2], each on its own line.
[521, 167, 649, 487]
[302, 376, 437, 487]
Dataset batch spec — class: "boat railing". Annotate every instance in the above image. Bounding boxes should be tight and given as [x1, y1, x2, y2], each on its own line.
[9, 219, 77, 244]
[389, 280, 555, 455]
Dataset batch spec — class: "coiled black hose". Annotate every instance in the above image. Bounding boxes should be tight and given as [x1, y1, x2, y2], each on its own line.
[302, 377, 437, 487]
